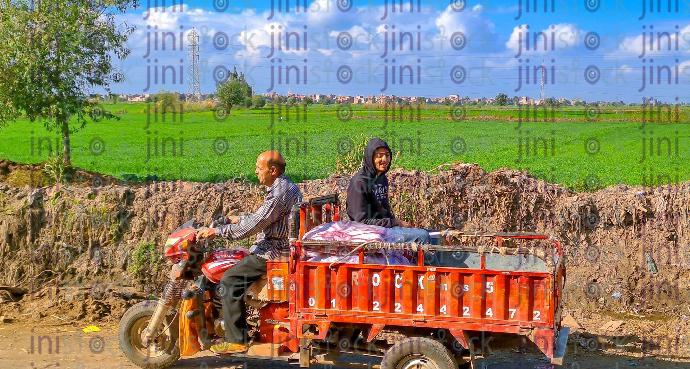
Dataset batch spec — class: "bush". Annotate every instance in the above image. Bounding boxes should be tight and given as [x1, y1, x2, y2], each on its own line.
[251, 95, 266, 109]
[43, 152, 67, 185]
[127, 241, 161, 281]
[6, 169, 49, 187]
[152, 91, 180, 109]
[335, 134, 370, 174]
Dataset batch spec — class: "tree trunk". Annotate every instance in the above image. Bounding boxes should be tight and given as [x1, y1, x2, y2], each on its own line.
[60, 117, 71, 167]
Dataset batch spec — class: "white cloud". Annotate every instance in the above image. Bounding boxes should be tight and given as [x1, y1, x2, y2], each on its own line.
[434, 4, 497, 51]
[618, 64, 636, 74]
[613, 24, 690, 58]
[506, 23, 580, 55]
[143, 5, 187, 31]
[680, 60, 690, 72]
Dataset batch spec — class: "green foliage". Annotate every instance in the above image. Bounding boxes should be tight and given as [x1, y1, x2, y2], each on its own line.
[43, 151, 67, 185]
[151, 91, 181, 108]
[6, 168, 49, 187]
[335, 134, 371, 175]
[1, 103, 690, 190]
[128, 241, 160, 280]
[216, 67, 253, 109]
[496, 93, 508, 106]
[251, 95, 267, 109]
[0, 0, 137, 165]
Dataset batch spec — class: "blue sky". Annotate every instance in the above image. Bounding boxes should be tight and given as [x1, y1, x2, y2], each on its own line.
[110, 0, 690, 102]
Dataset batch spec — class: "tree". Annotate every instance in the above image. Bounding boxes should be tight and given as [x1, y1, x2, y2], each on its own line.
[251, 95, 266, 109]
[0, 0, 138, 166]
[495, 93, 508, 106]
[216, 67, 253, 109]
[153, 91, 181, 108]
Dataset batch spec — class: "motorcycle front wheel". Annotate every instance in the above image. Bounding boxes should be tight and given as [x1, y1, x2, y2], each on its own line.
[119, 300, 181, 369]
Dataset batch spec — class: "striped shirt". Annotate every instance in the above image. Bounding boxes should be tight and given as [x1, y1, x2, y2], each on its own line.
[215, 174, 302, 260]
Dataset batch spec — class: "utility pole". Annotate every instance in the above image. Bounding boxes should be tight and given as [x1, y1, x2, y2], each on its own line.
[188, 28, 201, 101]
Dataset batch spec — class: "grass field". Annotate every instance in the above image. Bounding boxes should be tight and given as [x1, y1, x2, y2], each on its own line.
[0, 102, 688, 191]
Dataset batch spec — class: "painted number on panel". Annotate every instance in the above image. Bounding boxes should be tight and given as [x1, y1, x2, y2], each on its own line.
[486, 282, 494, 293]
[372, 273, 381, 287]
[509, 309, 517, 319]
[373, 301, 380, 311]
[308, 297, 315, 307]
[462, 306, 470, 317]
[533, 311, 541, 321]
[331, 299, 336, 308]
[417, 304, 424, 313]
[395, 303, 402, 313]
[395, 274, 403, 288]
[440, 305, 447, 314]
[485, 308, 493, 317]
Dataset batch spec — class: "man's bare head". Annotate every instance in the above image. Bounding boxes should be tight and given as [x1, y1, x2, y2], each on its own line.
[255, 150, 286, 186]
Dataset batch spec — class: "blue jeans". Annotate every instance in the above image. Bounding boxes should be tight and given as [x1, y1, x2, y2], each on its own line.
[386, 227, 431, 244]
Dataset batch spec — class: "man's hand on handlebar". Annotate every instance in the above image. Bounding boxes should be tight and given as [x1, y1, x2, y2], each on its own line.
[197, 227, 218, 240]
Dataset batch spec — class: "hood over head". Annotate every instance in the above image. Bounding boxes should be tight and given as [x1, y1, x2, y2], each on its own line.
[361, 137, 392, 178]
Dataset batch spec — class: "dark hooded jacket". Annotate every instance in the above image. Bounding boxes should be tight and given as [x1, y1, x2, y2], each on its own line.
[346, 138, 396, 228]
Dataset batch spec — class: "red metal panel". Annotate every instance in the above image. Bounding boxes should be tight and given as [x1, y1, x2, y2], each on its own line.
[459, 273, 471, 318]
[358, 269, 371, 311]
[438, 272, 453, 317]
[471, 273, 484, 319]
[422, 270, 438, 316]
[494, 274, 507, 320]
[329, 268, 337, 310]
[532, 277, 545, 324]
[315, 265, 327, 309]
[484, 274, 496, 319]
[518, 275, 531, 322]
[507, 275, 520, 321]
[350, 268, 362, 311]
[370, 269, 389, 313]
[335, 266, 351, 310]
[403, 269, 415, 314]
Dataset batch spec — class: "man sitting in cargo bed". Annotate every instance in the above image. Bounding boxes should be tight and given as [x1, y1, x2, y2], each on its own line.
[346, 138, 430, 244]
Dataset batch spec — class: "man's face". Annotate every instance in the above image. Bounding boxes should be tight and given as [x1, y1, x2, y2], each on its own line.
[255, 158, 274, 186]
[373, 147, 391, 174]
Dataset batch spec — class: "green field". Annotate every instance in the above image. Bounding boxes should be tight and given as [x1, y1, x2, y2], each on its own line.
[0, 103, 688, 191]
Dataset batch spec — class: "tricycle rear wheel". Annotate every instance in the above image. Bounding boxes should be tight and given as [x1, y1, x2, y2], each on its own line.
[381, 337, 458, 369]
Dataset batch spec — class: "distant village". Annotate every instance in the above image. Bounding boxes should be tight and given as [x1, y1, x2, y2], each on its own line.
[108, 92, 672, 107]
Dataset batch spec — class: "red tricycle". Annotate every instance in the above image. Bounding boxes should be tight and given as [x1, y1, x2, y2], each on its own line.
[118, 194, 569, 369]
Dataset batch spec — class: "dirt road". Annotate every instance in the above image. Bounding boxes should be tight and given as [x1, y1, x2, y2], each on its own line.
[1, 322, 688, 369]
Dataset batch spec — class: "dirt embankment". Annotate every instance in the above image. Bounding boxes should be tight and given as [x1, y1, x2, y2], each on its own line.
[0, 161, 688, 358]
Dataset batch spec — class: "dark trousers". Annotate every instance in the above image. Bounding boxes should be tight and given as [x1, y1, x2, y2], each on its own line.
[219, 254, 267, 343]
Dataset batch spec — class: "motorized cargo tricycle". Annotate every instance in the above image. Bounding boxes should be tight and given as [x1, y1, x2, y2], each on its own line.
[119, 194, 569, 369]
